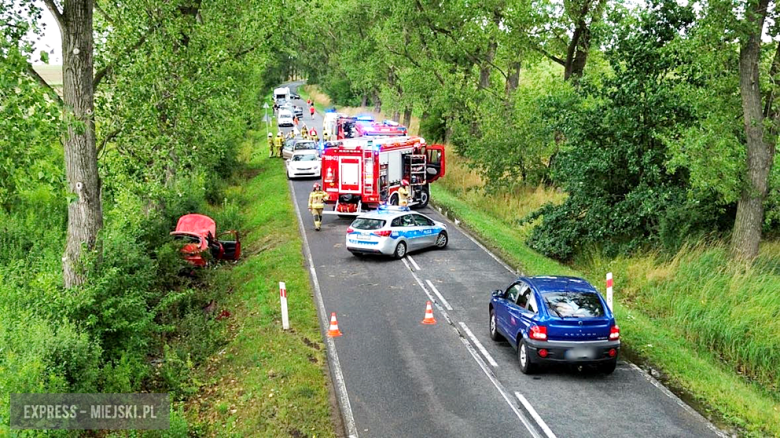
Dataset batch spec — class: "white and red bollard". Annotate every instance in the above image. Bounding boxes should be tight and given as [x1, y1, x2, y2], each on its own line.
[280, 281, 290, 330]
[606, 273, 614, 311]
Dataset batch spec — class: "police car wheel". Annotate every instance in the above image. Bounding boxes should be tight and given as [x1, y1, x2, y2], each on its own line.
[435, 232, 448, 249]
[393, 241, 407, 259]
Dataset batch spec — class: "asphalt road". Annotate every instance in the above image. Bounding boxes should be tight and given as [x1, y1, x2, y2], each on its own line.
[279, 83, 724, 438]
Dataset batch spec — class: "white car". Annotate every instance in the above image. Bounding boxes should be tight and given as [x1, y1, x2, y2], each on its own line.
[286, 150, 321, 179]
[278, 109, 294, 127]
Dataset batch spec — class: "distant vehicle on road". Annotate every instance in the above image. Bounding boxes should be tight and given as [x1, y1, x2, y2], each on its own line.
[286, 150, 321, 179]
[489, 276, 620, 374]
[346, 206, 448, 258]
[282, 139, 319, 160]
[292, 105, 304, 119]
[278, 109, 294, 127]
[274, 86, 290, 101]
[290, 92, 301, 100]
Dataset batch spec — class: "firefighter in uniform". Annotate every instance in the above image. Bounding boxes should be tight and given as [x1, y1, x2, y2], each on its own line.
[267, 132, 275, 157]
[398, 179, 411, 206]
[274, 132, 284, 158]
[308, 183, 328, 231]
[301, 124, 309, 139]
[323, 129, 330, 141]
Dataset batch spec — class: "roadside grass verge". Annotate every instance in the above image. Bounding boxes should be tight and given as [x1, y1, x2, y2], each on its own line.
[184, 130, 335, 437]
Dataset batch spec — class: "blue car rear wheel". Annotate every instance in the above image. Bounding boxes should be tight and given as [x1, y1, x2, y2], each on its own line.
[518, 340, 538, 374]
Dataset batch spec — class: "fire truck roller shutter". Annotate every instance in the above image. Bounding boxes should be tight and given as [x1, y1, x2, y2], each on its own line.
[388, 151, 403, 184]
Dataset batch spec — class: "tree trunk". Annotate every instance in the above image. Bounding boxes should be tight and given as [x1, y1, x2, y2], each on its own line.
[505, 59, 521, 95]
[361, 94, 368, 107]
[478, 40, 496, 90]
[731, 0, 773, 261]
[372, 88, 382, 113]
[402, 107, 413, 128]
[61, 0, 102, 288]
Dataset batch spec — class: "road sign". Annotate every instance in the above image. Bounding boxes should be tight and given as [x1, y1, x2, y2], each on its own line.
[263, 115, 271, 123]
[263, 102, 269, 109]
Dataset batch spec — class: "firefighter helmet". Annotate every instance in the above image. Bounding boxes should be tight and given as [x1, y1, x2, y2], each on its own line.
[313, 183, 321, 190]
[402, 179, 409, 186]
[277, 131, 282, 136]
[268, 132, 272, 137]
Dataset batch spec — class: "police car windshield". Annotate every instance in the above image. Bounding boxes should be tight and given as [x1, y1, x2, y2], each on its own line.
[543, 292, 604, 318]
[292, 154, 318, 161]
[351, 218, 386, 230]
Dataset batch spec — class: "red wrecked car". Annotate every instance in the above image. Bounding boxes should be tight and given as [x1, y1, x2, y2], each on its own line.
[170, 214, 241, 266]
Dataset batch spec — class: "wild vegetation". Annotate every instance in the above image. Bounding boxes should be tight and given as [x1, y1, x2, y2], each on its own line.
[1, 0, 333, 435]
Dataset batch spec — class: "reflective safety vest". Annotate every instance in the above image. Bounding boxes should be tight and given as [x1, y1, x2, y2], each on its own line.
[308, 190, 327, 209]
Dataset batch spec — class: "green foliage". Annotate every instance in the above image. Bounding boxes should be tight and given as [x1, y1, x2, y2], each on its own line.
[524, 2, 731, 260]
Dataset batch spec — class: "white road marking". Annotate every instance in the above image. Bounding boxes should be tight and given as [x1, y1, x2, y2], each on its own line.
[515, 392, 557, 438]
[425, 280, 453, 311]
[290, 180, 359, 438]
[407, 255, 421, 271]
[402, 266, 540, 437]
[459, 336, 542, 438]
[401, 257, 412, 271]
[458, 322, 498, 367]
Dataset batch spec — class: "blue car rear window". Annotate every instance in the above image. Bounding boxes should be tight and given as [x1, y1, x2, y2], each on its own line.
[544, 292, 604, 318]
[351, 218, 386, 230]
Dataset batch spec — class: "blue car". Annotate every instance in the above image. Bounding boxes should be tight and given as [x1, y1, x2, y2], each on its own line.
[489, 276, 620, 374]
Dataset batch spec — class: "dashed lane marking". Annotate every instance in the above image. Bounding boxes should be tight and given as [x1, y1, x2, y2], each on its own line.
[290, 179, 359, 438]
[515, 392, 557, 438]
[407, 254, 421, 271]
[402, 262, 540, 437]
[458, 322, 498, 368]
[425, 279, 453, 311]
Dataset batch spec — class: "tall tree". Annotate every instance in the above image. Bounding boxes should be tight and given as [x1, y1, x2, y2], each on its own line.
[44, 0, 103, 287]
[731, 0, 777, 260]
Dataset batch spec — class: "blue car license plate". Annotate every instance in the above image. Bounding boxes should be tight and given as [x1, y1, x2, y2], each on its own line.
[565, 347, 596, 360]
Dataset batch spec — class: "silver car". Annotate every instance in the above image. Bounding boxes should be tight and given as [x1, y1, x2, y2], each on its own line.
[346, 207, 448, 258]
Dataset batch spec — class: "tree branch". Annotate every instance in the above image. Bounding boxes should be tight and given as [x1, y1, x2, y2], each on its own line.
[97, 127, 121, 157]
[26, 63, 64, 106]
[532, 46, 565, 66]
[43, 0, 65, 32]
[94, 1, 115, 26]
[93, 35, 147, 89]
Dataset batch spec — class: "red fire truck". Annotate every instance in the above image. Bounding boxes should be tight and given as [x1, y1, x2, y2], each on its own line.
[335, 115, 408, 139]
[321, 136, 446, 215]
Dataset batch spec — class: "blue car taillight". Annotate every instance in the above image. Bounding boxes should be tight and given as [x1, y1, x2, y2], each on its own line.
[529, 324, 547, 341]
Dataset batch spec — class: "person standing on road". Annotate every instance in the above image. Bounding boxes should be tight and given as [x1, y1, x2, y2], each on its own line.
[308, 183, 328, 231]
[398, 179, 411, 206]
[274, 132, 284, 158]
[301, 124, 309, 139]
[267, 132, 275, 157]
[309, 105, 315, 119]
[307, 98, 312, 106]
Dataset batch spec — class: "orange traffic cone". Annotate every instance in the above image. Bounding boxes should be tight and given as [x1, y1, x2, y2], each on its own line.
[422, 301, 437, 325]
[327, 312, 343, 337]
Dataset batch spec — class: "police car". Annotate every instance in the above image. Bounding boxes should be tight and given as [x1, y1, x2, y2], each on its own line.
[346, 206, 448, 258]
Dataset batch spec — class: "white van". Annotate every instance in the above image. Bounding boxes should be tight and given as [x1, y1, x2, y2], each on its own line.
[274, 87, 290, 102]
[278, 109, 294, 127]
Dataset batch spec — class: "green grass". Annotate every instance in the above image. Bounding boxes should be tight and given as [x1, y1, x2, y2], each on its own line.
[184, 130, 335, 437]
[431, 184, 780, 438]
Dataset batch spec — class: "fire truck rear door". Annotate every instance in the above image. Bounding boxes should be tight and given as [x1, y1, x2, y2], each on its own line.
[339, 156, 362, 194]
[425, 144, 446, 182]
